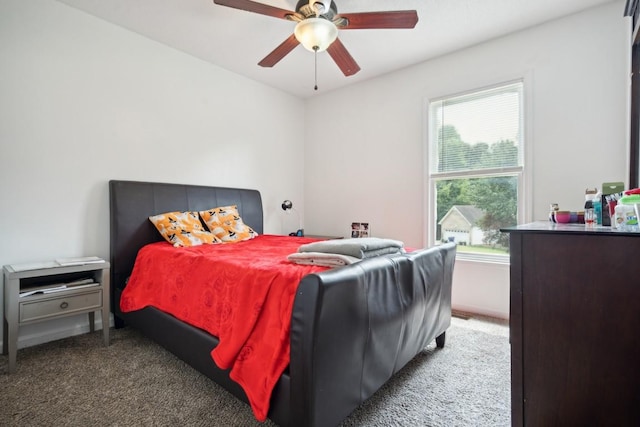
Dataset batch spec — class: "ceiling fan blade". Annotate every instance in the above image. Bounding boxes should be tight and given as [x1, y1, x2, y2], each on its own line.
[326, 38, 361, 76]
[337, 10, 418, 29]
[258, 34, 300, 68]
[213, 0, 295, 20]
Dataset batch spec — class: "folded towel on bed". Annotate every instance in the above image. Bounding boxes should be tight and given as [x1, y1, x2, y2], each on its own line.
[287, 251, 360, 267]
[297, 237, 405, 259]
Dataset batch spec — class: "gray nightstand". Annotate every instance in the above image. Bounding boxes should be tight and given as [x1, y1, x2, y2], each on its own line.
[2, 260, 110, 373]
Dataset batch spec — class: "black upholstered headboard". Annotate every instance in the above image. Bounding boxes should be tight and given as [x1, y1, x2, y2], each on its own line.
[108, 180, 263, 296]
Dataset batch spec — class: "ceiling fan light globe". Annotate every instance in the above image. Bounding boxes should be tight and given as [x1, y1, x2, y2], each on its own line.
[294, 18, 338, 52]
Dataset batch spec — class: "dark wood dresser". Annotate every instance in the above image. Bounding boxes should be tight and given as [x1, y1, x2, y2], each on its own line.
[503, 222, 640, 426]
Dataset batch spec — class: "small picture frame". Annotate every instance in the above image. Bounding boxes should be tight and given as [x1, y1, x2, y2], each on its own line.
[350, 222, 369, 238]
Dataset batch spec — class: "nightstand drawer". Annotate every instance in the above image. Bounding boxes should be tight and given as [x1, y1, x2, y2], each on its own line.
[19, 290, 102, 323]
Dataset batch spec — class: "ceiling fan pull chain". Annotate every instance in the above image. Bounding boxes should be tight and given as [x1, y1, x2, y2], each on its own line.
[314, 46, 319, 91]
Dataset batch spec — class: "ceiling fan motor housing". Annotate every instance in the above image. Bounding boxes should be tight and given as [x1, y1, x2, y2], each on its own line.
[296, 0, 337, 19]
[310, 0, 331, 15]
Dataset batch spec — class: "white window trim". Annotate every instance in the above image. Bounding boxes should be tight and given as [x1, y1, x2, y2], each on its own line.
[422, 75, 534, 263]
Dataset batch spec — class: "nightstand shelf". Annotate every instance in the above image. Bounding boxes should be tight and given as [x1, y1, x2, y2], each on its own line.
[2, 260, 110, 373]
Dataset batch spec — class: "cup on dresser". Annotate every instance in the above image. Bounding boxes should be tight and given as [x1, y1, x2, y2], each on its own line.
[584, 208, 595, 226]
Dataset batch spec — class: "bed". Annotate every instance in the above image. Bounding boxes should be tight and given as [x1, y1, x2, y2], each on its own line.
[109, 180, 456, 427]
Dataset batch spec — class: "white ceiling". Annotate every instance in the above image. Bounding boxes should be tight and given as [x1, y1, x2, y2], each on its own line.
[56, 0, 619, 98]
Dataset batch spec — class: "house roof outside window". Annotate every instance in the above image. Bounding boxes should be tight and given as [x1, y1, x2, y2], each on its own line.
[438, 205, 485, 227]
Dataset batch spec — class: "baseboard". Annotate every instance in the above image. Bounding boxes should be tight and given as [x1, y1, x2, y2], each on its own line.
[452, 309, 473, 320]
[452, 303, 509, 320]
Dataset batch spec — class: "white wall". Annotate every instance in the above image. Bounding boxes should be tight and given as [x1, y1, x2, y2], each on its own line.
[303, 1, 630, 318]
[0, 0, 305, 346]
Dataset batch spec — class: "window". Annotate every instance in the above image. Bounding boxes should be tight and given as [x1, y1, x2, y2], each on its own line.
[428, 81, 525, 260]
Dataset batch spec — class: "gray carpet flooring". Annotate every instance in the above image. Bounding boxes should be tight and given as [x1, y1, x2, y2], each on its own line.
[0, 317, 510, 426]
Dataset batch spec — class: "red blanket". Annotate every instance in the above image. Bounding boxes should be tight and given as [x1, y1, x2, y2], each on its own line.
[120, 235, 329, 421]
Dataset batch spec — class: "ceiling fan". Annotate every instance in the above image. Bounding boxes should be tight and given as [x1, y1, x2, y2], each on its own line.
[212, 0, 419, 77]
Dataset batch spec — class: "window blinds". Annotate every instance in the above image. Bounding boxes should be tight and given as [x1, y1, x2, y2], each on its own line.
[431, 82, 523, 174]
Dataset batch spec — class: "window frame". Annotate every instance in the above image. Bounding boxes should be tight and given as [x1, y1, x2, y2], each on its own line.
[424, 78, 532, 263]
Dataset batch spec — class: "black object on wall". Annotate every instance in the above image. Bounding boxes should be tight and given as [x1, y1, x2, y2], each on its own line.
[625, 1, 640, 188]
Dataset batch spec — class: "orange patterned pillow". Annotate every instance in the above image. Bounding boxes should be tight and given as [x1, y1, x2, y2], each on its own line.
[149, 211, 221, 247]
[199, 205, 258, 243]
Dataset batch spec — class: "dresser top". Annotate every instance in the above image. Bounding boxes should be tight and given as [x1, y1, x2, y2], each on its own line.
[501, 221, 640, 237]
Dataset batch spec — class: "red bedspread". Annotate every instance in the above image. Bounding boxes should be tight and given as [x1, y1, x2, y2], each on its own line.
[120, 234, 329, 421]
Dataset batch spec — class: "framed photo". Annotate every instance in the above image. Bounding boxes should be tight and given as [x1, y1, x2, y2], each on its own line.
[350, 222, 369, 238]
